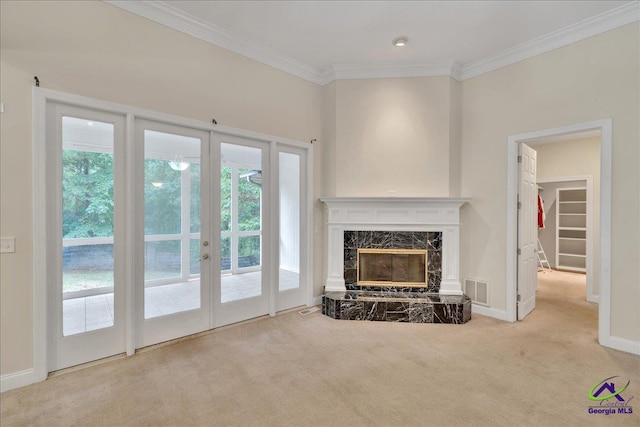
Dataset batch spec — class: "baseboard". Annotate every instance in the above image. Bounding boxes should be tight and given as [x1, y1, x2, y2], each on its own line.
[587, 294, 600, 304]
[311, 295, 323, 306]
[603, 336, 640, 356]
[472, 304, 509, 321]
[0, 368, 37, 392]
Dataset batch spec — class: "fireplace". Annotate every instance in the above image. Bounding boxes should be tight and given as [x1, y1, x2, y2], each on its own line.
[344, 230, 441, 292]
[357, 249, 427, 287]
[320, 197, 472, 324]
[321, 197, 468, 294]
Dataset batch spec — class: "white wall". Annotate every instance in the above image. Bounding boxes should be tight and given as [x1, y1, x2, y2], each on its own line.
[536, 137, 600, 293]
[0, 1, 322, 377]
[332, 77, 455, 197]
[460, 23, 639, 342]
[449, 79, 462, 197]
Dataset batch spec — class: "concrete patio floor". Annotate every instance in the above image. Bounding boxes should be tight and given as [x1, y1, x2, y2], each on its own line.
[63, 269, 300, 336]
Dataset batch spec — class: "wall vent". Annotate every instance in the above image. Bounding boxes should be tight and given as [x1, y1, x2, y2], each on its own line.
[464, 278, 489, 306]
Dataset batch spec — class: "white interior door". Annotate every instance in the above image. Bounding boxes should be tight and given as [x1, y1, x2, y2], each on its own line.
[517, 143, 538, 320]
[47, 104, 126, 371]
[135, 120, 212, 348]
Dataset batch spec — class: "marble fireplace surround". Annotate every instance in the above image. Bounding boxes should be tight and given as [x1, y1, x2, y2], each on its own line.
[321, 198, 470, 295]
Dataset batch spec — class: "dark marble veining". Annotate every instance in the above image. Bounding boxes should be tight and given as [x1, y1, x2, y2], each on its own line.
[322, 291, 471, 324]
[344, 230, 442, 292]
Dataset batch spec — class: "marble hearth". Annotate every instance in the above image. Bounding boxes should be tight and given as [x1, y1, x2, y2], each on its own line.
[322, 291, 471, 323]
[320, 197, 470, 324]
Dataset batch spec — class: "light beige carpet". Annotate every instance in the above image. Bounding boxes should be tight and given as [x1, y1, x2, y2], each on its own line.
[2, 271, 639, 426]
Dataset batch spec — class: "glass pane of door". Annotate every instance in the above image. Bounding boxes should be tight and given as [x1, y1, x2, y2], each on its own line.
[144, 130, 201, 318]
[220, 143, 262, 303]
[62, 117, 115, 336]
[279, 152, 301, 291]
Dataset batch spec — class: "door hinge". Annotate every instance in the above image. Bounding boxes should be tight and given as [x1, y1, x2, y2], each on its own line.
[517, 294, 521, 302]
[517, 248, 521, 255]
[517, 155, 522, 163]
[517, 201, 522, 209]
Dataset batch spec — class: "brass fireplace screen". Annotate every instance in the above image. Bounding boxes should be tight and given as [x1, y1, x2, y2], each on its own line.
[357, 249, 427, 287]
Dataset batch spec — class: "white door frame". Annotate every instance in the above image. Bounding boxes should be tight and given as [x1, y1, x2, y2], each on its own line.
[506, 119, 612, 347]
[32, 87, 313, 384]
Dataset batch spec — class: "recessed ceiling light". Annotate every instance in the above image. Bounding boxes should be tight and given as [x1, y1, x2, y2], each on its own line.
[392, 36, 408, 47]
[87, 121, 94, 127]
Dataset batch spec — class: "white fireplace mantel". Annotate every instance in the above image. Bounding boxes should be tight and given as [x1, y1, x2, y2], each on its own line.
[320, 197, 470, 295]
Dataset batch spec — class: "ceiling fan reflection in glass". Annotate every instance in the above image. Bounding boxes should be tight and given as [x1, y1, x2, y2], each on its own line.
[168, 155, 190, 171]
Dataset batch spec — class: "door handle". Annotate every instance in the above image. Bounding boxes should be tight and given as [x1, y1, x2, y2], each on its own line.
[201, 253, 210, 260]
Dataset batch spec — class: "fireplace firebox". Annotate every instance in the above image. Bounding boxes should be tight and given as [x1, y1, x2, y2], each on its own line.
[357, 249, 427, 287]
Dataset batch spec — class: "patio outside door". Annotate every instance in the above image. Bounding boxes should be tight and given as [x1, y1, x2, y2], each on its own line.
[40, 90, 312, 375]
[276, 147, 308, 311]
[135, 120, 212, 348]
[214, 136, 270, 326]
[47, 104, 126, 371]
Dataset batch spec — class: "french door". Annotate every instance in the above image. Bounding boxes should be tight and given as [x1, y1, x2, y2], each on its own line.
[214, 135, 270, 326]
[41, 92, 311, 373]
[275, 146, 308, 312]
[135, 120, 212, 347]
[212, 138, 309, 325]
[47, 104, 126, 371]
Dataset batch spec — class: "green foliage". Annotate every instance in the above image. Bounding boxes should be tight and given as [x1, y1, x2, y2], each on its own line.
[190, 164, 201, 233]
[238, 168, 261, 232]
[221, 166, 232, 232]
[221, 166, 261, 233]
[62, 150, 114, 238]
[144, 159, 182, 234]
[63, 151, 261, 262]
[239, 235, 260, 259]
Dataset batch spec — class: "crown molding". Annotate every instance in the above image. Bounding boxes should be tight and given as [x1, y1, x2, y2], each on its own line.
[330, 61, 460, 82]
[105, 0, 326, 85]
[460, 1, 640, 80]
[106, 0, 640, 85]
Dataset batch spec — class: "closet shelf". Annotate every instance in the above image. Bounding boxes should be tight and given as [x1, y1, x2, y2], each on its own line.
[558, 253, 586, 258]
[556, 187, 588, 272]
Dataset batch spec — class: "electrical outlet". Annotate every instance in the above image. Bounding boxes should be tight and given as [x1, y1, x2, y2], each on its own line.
[1, 237, 16, 253]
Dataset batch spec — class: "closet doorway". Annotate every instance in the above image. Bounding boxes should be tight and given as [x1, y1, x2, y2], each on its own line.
[536, 176, 596, 302]
[506, 120, 610, 345]
[527, 129, 600, 305]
